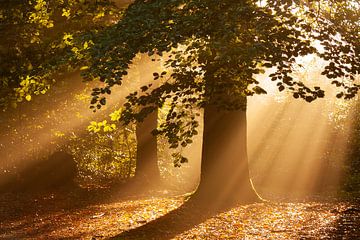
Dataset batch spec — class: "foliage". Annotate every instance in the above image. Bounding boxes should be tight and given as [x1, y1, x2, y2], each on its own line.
[1, 0, 359, 183]
[343, 100, 360, 195]
[0, 0, 146, 184]
[0, 0, 121, 109]
[81, 0, 360, 165]
[85, 99, 199, 186]
[0, 72, 139, 184]
[0, 70, 193, 186]
[69, 124, 137, 183]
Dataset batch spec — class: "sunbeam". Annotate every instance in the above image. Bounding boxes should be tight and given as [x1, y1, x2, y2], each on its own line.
[247, 57, 358, 199]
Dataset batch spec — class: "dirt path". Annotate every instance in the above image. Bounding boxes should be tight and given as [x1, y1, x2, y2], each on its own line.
[0, 190, 359, 239]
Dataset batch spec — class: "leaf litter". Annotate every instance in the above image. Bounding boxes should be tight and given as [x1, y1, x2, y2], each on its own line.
[0, 190, 359, 239]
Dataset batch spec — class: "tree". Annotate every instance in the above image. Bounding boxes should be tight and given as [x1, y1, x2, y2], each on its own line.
[343, 99, 360, 194]
[3, 0, 359, 206]
[1, 0, 154, 187]
[0, 0, 122, 110]
[135, 108, 161, 184]
[133, 56, 161, 185]
[85, 53, 164, 186]
[82, 0, 360, 208]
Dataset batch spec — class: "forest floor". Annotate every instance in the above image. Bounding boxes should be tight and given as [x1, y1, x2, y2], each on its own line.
[0, 188, 359, 240]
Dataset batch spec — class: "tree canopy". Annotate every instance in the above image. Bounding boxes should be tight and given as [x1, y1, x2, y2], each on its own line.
[0, 0, 121, 109]
[80, 0, 359, 153]
[2, 0, 359, 163]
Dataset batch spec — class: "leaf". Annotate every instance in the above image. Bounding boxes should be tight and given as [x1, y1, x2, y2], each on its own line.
[80, 66, 89, 70]
[110, 109, 121, 121]
[305, 96, 313, 102]
[180, 157, 188, 163]
[62, 8, 71, 18]
[100, 98, 106, 105]
[336, 92, 344, 98]
[253, 86, 267, 94]
[91, 98, 97, 104]
[263, 62, 273, 68]
[25, 95, 32, 101]
[317, 91, 325, 98]
[103, 125, 113, 132]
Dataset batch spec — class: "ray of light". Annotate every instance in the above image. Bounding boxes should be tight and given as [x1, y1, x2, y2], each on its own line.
[247, 66, 357, 199]
[0, 54, 159, 189]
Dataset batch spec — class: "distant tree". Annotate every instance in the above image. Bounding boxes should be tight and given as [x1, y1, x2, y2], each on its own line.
[135, 109, 160, 184]
[132, 55, 162, 185]
[344, 99, 360, 194]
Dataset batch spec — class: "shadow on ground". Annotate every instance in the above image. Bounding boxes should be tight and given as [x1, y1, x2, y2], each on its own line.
[109, 199, 222, 240]
[0, 184, 186, 239]
[1, 187, 360, 240]
[324, 206, 360, 239]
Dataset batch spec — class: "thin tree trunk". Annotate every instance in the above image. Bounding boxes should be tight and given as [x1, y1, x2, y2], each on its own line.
[134, 108, 161, 185]
[193, 104, 261, 209]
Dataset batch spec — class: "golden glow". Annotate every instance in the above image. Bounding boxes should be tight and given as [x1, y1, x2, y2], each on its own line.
[174, 202, 340, 239]
[1, 52, 357, 202]
[0, 54, 160, 189]
[247, 58, 357, 198]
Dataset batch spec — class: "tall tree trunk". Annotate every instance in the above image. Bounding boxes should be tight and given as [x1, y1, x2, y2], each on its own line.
[193, 105, 261, 209]
[134, 108, 161, 185]
[131, 54, 161, 186]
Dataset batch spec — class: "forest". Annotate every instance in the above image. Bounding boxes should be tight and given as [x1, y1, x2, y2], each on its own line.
[0, 0, 359, 239]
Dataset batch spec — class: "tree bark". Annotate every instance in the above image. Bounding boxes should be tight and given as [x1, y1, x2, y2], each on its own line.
[134, 108, 161, 185]
[192, 105, 261, 209]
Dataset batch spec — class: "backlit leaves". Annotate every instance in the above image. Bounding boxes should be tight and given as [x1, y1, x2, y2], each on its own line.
[14, 75, 50, 103]
[87, 120, 116, 133]
[0, 0, 122, 110]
